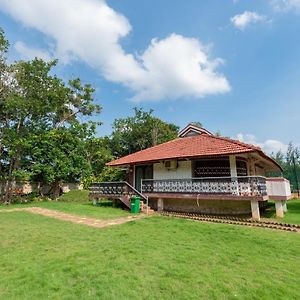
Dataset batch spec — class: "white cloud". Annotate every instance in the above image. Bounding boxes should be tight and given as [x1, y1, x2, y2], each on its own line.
[271, 0, 300, 11]
[14, 41, 52, 61]
[236, 133, 288, 154]
[133, 34, 230, 101]
[0, 0, 230, 102]
[231, 11, 269, 30]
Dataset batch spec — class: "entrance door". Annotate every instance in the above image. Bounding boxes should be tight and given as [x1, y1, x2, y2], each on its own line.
[135, 165, 153, 191]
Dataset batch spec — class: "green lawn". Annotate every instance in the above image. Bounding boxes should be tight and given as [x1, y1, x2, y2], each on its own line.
[262, 199, 300, 225]
[0, 209, 300, 299]
[0, 201, 129, 220]
[0, 190, 129, 219]
[57, 189, 90, 202]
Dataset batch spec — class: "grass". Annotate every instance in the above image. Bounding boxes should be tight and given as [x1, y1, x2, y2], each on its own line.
[262, 199, 300, 224]
[0, 190, 129, 220]
[57, 189, 89, 202]
[0, 201, 129, 220]
[0, 209, 300, 299]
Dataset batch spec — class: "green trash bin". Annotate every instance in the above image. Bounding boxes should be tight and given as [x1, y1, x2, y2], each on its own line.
[130, 196, 140, 214]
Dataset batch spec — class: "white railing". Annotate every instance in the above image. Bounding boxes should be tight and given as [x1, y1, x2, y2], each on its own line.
[89, 181, 148, 202]
[141, 176, 267, 196]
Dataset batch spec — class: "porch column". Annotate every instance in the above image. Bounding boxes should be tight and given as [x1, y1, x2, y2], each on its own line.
[250, 200, 260, 220]
[229, 155, 239, 195]
[157, 198, 164, 212]
[283, 201, 288, 213]
[275, 200, 284, 218]
[248, 158, 256, 176]
[127, 165, 134, 186]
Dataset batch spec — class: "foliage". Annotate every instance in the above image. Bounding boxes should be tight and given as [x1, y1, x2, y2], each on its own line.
[189, 121, 203, 128]
[29, 126, 94, 184]
[97, 166, 125, 182]
[85, 137, 114, 176]
[82, 167, 125, 189]
[271, 143, 300, 193]
[110, 107, 179, 157]
[0, 29, 101, 202]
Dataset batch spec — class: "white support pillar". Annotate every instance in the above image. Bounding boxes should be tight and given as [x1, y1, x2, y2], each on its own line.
[251, 200, 260, 221]
[229, 155, 237, 177]
[283, 201, 288, 213]
[157, 198, 164, 212]
[275, 201, 284, 218]
[229, 155, 239, 195]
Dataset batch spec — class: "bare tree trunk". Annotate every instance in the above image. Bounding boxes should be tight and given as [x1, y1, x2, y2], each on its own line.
[4, 158, 16, 204]
[50, 180, 62, 200]
[4, 179, 15, 205]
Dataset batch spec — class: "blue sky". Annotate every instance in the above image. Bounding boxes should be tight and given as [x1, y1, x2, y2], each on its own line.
[0, 0, 299, 153]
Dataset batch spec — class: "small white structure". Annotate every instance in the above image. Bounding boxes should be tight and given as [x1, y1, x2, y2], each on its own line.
[266, 177, 292, 218]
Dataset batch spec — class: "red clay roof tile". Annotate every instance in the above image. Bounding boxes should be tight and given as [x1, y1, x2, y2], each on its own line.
[107, 134, 267, 167]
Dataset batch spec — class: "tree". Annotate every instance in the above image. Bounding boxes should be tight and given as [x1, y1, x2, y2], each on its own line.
[286, 143, 300, 194]
[29, 125, 96, 198]
[190, 121, 203, 128]
[85, 137, 114, 176]
[82, 136, 126, 188]
[272, 143, 300, 194]
[110, 107, 179, 157]
[0, 28, 10, 179]
[0, 29, 101, 202]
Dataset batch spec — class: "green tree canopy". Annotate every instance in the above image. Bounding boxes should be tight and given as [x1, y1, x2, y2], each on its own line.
[110, 107, 179, 157]
[0, 28, 101, 201]
[271, 143, 300, 194]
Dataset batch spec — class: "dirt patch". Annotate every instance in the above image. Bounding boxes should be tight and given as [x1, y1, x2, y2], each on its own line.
[0, 207, 145, 228]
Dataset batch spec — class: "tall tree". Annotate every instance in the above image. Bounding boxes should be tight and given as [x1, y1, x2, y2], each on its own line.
[0, 29, 101, 202]
[286, 143, 300, 194]
[110, 107, 179, 157]
[0, 28, 10, 179]
[272, 143, 300, 194]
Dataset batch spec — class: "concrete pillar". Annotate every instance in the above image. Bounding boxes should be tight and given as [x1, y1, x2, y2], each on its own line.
[251, 200, 260, 220]
[157, 198, 164, 212]
[229, 155, 237, 177]
[275, 201, 284, 218]
[248, 158, 256, 176]
[229, 155, 239, 195]
[283, 201, 288, 213]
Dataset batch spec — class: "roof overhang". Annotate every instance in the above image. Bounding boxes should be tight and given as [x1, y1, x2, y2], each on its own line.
[107, 150, 283, 172]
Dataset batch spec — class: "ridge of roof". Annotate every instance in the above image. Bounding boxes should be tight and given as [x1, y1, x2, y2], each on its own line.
[178, 124, 213, 137]
[208, 135, 262, 152]
[206, 135, 282, 172]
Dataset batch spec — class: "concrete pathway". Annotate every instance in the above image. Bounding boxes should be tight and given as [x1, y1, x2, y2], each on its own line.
[0, 207, 144, 228]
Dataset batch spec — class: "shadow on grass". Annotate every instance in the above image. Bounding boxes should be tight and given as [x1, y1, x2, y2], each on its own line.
[89, 199, 127, 209]
[261, 198, 300, 224]
[90, 200, 114, 207]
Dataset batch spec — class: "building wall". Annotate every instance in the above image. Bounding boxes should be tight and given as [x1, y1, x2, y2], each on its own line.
[153, 161, 192, 180]
[266, 178, 292, 200]
[152, 157, 270, 180]
[0, 181, 83, 195]
[148, 198, 253, 215]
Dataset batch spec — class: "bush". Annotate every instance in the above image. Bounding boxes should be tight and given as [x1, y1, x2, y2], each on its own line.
[82, 167, 125, 189]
